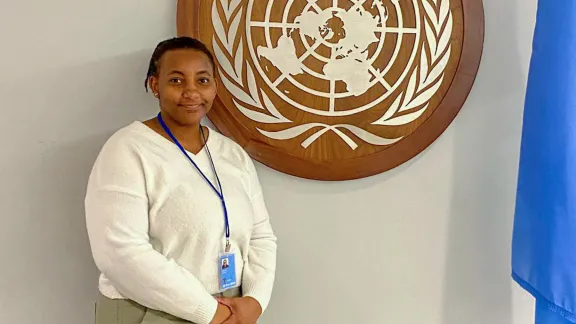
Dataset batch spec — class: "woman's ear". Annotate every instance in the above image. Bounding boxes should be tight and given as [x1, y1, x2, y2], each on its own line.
[149, 76, 159, 97]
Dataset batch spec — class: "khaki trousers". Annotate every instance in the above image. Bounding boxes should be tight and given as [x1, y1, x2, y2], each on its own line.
[94, 288, 242, 324]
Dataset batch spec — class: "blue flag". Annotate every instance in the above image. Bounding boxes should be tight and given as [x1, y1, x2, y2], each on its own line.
[512, 1, 576, 323]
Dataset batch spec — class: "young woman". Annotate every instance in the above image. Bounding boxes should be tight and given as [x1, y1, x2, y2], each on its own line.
[85, 37, 277, 324]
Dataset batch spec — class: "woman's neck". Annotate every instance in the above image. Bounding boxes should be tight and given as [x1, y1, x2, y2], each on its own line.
[144, 113, 207, 154]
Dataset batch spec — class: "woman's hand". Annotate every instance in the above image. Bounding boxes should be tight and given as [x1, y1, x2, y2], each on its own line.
[210, 302, 233, 324]
[216, 297, 262, 324]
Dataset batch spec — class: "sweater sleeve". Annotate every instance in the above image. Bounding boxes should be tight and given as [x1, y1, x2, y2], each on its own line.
[240, 157, 277, 313]
[84, 133, 218, 324]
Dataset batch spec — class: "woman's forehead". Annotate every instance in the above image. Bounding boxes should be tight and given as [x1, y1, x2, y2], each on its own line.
[159, 49, 213, 73]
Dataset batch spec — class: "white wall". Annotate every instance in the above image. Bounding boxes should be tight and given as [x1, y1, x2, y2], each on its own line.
[0, 0, 537, 323]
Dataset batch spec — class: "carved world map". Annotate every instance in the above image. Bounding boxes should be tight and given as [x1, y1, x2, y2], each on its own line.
[258, 2, 382, 96]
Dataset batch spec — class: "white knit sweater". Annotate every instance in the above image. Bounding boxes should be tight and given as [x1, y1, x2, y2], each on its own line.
[85, 122, 277, 324]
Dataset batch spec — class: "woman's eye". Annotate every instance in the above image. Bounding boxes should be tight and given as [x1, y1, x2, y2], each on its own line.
[169, 78, 182, 84]
[199, 78, 210, 84]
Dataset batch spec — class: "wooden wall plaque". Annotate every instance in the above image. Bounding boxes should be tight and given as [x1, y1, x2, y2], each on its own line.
[177, 0, 484, 180]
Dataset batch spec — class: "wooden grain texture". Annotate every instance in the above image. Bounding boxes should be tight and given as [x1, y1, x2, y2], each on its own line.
[177, 0, 485, 181]
[177, 0, 199, 37]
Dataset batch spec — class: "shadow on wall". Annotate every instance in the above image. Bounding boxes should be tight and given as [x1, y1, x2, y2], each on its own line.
[441, 0, 527, 323]
[0, 49, 159, 323]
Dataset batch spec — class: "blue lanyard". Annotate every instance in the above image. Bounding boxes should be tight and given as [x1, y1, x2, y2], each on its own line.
[156, 112, 231, 251]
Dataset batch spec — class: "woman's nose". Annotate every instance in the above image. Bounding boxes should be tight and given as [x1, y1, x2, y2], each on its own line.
[182, 87, 201, 99]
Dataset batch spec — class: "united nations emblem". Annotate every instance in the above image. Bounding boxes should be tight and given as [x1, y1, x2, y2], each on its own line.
[177, 0, 484, 180]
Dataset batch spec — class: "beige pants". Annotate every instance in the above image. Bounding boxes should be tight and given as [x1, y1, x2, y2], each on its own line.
[94, 288, 242, 324]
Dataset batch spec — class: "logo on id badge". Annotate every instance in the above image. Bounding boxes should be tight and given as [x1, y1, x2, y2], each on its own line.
[219, 252, 237, 291]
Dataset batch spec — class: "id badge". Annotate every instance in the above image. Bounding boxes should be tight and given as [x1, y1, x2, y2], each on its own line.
[219, 252, 237, 291]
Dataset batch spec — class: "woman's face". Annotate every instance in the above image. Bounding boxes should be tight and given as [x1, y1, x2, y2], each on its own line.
[149, 49, 217, 126]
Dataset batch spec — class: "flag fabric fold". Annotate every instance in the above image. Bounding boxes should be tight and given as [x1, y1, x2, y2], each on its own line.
[512, 0, 576, 323]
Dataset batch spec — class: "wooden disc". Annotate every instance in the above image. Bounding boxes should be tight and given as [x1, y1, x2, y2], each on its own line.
[177, 0, 484, 180]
